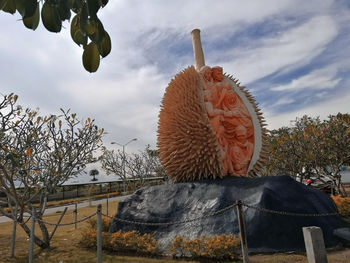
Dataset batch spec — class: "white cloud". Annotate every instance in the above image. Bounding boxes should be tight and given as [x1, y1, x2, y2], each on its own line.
[105, 0, 294, 33]
[0, 0, 349, 155]
[265, 91, 350, 129]
[271, 66, 341, 91]
[60, 65, 167, 149]
[270, 97, 295, 107]
[220, 16, 338, 84]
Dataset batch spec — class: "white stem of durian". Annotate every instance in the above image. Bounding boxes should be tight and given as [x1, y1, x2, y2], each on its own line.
[191, 29, 205, 71]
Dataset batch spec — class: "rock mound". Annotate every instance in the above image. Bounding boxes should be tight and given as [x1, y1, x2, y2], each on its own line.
[110, 175, 347, 253]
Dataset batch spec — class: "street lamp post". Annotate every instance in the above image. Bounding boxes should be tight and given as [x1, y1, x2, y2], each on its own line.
[111, 138, 137, 193]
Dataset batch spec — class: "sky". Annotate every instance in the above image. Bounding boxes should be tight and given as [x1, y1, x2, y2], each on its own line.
[1, 0, 350, 181]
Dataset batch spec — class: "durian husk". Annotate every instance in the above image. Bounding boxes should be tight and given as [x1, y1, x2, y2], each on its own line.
[157, 66, 223, 182]
[224, 73, 269, 177]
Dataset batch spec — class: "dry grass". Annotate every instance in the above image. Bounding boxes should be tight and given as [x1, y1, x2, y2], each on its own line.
[0, 201, 196, 263]
[249, 250, 350, 263]
[0, 200, 349, 263]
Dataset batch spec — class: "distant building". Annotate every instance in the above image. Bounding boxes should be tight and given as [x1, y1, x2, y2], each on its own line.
[341, 166, 350, 183]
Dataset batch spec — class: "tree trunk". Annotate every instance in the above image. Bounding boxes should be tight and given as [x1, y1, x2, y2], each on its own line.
[340, 182, 348, 197]
[37, 214, 51, 246]
[18, 219, 50, 249]
[335, 177, 347, 197]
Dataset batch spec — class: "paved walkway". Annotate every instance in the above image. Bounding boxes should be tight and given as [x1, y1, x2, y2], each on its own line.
[0, 195, 129, 224]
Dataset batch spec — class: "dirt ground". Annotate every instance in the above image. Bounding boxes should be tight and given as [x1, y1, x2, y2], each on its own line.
[0, 200, 350, 263]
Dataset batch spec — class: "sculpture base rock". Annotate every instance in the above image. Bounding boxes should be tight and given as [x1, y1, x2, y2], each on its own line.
[110, 175, 348, 253]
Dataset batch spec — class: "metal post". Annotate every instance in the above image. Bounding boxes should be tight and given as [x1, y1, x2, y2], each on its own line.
[236, 200, 249, 263]
[10, 217, 17, 257]
[106, 194, 109, 215]
[29, 207, 35, 263]
[74, 203, 78, 229]
[49, 207, 68, 241]
[89, 187, 92, 207]
[97, 204, 102, 263]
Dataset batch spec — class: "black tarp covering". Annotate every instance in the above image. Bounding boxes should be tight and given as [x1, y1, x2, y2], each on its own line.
[110, 175, 347, 253]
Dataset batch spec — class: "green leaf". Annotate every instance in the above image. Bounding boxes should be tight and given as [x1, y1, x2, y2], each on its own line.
[23, 0, 36, 18]
[70, 14, 79, 36]
[82, 42, 100, 73]
[84, 20, 97, 35]
[99, 31, 111, 57]
[79, 2, 89, 29]
[100, 0, 108, 7]
[58, 0, 71, 21]
[74, 29, 88, 46]
[41, 1, 62, 33]
[15, 0, 25, 16]
[15, 0, 36, 18]
[88, 17, 104, 43]
[71, 0, 83, 13]
[23, 3, 39, 30]
[2, 0, 16, 14]
[71, 15, 87, 46]
[87, 0, 100, 18]
[0, 0, 6, 10]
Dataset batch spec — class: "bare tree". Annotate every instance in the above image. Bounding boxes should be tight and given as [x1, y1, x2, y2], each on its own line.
[0, 94, 104, 248]
[126, 153, 152, 190]
[100, 145, 166, 191]
[100, 149, 126, 183]
[143, 145, 166, 178]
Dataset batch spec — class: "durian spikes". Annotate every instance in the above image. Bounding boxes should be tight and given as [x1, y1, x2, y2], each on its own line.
[157, 66, 223, 182]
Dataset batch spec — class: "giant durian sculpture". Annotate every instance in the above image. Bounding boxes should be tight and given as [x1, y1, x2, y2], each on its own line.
[158, 29, 268, 182]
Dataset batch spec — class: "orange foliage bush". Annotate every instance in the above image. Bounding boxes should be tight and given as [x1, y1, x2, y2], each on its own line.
[80, 215, 241, 259]
[109, 230, 159, 254]
[80, 228, 97, 248]
[79, 219, 159, 255]
[331, 195, 350, 218]
[87, 217, 113, 232]
[169, 234, 240, 260]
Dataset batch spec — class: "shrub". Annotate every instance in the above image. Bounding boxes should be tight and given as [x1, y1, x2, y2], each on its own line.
[80, 228, 97, 248]
[169, 234, 240, 261]
[331, 195, 350, 218]
[156, 179, 165, 185]
[79, 229, 112, 249]
[109, 230, 159, 255]
[80, 218, 159, 255]
[87, 217, 113, 232]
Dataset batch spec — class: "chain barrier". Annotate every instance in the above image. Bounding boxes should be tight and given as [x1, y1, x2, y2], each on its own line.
[101, 203, 238, 226]
[37, 212, 97, 226]
[102, 214, 114, 219]
[8, 200, 339, 228]
[101, 201, 338, 227]
[242, 203, 339, 217]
